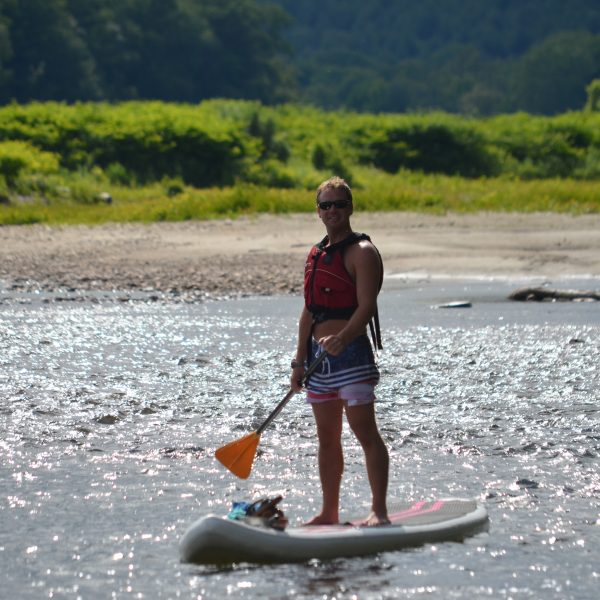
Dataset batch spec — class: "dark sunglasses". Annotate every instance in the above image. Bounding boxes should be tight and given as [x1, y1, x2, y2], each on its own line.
[318, 200, 350, 210]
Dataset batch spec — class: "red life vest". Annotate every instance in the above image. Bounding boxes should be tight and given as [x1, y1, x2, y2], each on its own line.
[304, 232, 383, 349]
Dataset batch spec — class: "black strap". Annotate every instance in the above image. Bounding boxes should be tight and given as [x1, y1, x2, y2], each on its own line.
[370, 241, 384, 350]
[316, 232, 369, 255]
[369, 307, 383, 350]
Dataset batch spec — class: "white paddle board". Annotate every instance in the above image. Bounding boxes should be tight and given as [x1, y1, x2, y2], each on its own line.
[179, 498, 489, 564]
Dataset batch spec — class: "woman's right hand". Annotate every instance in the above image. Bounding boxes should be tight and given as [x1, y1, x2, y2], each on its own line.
[290, 366, 305, 392]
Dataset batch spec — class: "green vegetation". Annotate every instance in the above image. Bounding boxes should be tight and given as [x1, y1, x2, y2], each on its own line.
[0, 0, 291, 105]
[586, 79, 600, 112]
[1, 0, 599, 115]
[0, 100, 598, 225]
[276, 0, 600, 115]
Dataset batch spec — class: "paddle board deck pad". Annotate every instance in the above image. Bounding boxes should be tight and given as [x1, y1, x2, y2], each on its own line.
[179, 498, 489, 564]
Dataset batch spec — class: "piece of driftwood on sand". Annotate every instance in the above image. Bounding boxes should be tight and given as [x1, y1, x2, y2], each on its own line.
[508, 287, 600, 302]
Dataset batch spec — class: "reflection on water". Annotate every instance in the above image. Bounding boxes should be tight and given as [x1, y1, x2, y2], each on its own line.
[1, 282, 599, 599]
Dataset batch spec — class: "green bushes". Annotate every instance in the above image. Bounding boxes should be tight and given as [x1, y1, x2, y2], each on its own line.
[0, 140, 60, 183]
[311, 143, 353, 184]
[1, 101, 598, 188]
[0, 102, 253, 187]
[484, 113, 598, 179]
[344, 111, 600, 180]
[585, 79, 600, 112]
[360, 120, 500, 177]
[273, 105, 600, 181]
[0, 99, 598, 224]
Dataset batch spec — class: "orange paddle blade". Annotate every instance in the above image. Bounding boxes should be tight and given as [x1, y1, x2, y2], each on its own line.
[214, 431, 261, 479]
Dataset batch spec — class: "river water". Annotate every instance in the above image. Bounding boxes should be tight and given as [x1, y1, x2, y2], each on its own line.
[1, 278, 599, 599]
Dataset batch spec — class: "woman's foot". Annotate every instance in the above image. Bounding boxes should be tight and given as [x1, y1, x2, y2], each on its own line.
[302, 513, 339, 526]
[360, 511, 390, 527]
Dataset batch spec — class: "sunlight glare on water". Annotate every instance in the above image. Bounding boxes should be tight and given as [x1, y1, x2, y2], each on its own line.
[1, 282, 599, 599]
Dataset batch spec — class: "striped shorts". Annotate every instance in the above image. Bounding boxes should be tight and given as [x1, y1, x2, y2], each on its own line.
[306, 335, 379, 406]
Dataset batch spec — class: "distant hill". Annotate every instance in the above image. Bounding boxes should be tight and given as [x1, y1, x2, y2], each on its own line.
[0, 0, 598, 114]
[269, 0, 600, 114]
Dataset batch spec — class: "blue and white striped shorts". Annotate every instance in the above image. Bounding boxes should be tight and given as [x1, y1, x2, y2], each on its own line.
[306, 335, 379, 405]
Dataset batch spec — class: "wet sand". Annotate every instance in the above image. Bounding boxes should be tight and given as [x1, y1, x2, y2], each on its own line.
[1, 212, 600, 298]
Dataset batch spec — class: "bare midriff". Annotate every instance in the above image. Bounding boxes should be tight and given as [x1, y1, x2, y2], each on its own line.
[313, 319, 367, 340]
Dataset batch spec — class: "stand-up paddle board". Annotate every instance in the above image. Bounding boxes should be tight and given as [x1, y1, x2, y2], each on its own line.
[179, 498, 489, 564]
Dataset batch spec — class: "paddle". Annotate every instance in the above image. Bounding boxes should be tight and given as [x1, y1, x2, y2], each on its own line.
[214, 351, 328, 479]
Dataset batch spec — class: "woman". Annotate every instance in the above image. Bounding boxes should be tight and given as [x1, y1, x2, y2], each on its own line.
[291, 176, 390, 526]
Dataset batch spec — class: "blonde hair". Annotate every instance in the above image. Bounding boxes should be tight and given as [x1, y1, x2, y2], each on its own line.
[316, 176, 353, 204]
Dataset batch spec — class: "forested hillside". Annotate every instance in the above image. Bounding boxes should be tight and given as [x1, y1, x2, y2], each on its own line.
[271, 0, 600, 114]
[0, 0, 598, 114]
[0, 0, 292, 104]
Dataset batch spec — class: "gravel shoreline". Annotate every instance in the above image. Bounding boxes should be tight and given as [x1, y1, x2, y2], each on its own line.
[0, 251, 302, 300]
[2, 213, 600, 302]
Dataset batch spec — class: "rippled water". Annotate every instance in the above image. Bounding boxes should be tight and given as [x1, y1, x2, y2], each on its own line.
[1, 280, 599, 599]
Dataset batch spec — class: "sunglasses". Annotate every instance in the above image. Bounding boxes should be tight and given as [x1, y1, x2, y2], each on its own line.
[318, 200, 351, 210]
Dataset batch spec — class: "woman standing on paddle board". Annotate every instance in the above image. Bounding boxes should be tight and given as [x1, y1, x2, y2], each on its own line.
[291, 176, 390, 527]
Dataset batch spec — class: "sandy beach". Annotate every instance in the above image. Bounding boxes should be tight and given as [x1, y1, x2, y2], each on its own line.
[1, 212, 600, 298]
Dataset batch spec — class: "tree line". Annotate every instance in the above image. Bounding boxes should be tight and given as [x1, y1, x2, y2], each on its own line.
[0, 0, 599, 114]
[273, 0, 600, 115]
[0, 0, 292, 105]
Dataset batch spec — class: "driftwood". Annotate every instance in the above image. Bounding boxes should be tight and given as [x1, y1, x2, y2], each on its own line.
[508, 287, 600, 302]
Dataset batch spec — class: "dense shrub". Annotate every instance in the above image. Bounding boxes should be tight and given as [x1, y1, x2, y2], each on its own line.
[586, 79, 600, 112]
[0, 102, 256, 187]
[0, 140, 60, 184]
[485, 113, 597, 179]
[360, 121, 500, 178]
[0, 100, 598, 194]
[311, 143, 353, 184]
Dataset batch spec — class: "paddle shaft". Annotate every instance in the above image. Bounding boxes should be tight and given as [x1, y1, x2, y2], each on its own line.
[256, 351, 328, 435]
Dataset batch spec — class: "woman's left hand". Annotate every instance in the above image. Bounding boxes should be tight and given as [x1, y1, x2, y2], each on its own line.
[318, 334, 346, 356]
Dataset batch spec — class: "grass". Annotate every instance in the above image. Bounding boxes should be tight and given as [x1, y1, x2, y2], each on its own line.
[1, 101, 599, 225]
[1, 167, 598, 226]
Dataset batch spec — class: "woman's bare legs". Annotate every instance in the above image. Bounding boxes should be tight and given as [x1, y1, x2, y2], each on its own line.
[345, 402, 390, 525]
[304, 399, 344, 525]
